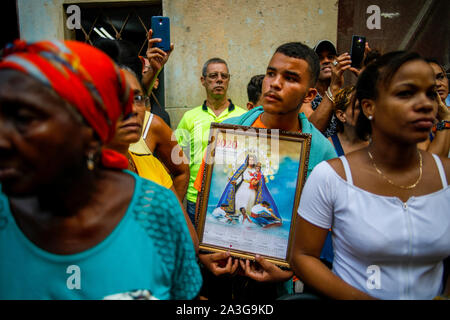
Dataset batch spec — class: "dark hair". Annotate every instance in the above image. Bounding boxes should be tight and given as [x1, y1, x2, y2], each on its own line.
[425, 58, 446, 74]
[247, 74, 265, 104]
[93, 39, 143, 82]
[363, 49, 381, 68]
[334, 86, 355, 133]
[274, 42, 320, 86]
[354, 51, 424, 140]
[202, 57, 229, 77]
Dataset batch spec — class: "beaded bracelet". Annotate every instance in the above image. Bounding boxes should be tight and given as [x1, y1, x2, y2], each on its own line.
[432, 120, 450, 133]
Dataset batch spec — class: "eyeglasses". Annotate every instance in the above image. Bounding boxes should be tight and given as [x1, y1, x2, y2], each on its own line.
[133, 94, 150, 107]
[206, 72, 230, 80]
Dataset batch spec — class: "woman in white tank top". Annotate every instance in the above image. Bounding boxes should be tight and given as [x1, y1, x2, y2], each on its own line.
[290, 51, 450, 300]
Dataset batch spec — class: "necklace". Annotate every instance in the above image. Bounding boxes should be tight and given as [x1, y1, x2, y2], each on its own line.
[367, 150, 422, 189]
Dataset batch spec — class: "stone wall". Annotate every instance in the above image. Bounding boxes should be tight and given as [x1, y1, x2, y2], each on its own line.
[16, 0, 338, 128]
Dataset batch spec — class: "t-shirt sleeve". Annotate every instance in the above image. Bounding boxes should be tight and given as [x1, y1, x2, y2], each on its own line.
[297, 161, 336, 229]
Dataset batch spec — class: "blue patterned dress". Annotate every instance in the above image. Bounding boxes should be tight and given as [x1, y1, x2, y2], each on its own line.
[0, 171, 202, 300]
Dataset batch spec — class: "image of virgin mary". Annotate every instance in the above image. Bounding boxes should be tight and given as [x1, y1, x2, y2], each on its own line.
[215, 154, 282, 227]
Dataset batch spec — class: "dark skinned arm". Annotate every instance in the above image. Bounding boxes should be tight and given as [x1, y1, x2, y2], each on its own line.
[426, 95, 450, 157]
[142, 29, 174, 95]
[146, 114, 190, 200]
[418, 95, 450, 156]
[307, 53, 354, 133]
[308, 43, 372, 133]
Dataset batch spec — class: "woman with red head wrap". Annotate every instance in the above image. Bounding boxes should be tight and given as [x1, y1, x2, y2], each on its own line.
[0, 40, 201, 300]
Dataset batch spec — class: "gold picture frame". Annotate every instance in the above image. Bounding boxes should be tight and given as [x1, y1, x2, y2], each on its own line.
[196, 123, 311, 268]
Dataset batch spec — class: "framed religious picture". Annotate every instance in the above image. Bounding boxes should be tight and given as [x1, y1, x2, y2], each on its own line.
[196, 123, 311, 267]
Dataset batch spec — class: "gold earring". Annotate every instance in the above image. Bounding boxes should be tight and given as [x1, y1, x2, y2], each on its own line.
[87, 152, 95, 171]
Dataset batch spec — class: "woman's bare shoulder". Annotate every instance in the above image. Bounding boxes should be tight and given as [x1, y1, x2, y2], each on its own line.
[439, 155, 450, 166]
[148, 113, 175, 145]
[326, 150, 367, 182]
[151, 113, 172, 131]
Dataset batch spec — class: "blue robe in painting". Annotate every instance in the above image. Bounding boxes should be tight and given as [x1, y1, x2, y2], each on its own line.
[216, 156, 282, 227]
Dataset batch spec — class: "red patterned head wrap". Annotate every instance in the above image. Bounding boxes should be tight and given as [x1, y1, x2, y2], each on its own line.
[0, 40, 133, 169]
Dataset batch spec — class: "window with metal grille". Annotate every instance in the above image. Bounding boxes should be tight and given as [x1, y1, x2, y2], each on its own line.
[65, 1, 167, 114]
[1, 0, 19, 50]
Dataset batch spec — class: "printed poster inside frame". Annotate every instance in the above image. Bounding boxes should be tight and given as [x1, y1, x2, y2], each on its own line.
[196, 123, 311, 267]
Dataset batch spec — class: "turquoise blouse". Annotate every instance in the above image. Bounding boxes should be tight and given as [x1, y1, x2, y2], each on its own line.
[0, 171, 202, 300]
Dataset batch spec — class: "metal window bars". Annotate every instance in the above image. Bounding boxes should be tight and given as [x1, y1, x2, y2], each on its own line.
[71, 3, 162, 57]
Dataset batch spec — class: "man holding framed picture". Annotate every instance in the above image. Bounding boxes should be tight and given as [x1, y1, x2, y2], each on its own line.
[194, 42, 337, 300]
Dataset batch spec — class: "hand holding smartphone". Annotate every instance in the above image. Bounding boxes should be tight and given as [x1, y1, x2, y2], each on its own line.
[151, 16, 171, 52]
[350, 35, 366, 69]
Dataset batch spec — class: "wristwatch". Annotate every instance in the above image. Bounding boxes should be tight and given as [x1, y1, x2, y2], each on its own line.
[433, 120, 450, 132]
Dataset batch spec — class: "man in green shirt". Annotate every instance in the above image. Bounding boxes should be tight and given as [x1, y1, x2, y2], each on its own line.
[175, 57, 246, 224]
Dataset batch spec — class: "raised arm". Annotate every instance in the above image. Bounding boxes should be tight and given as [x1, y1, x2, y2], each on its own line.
[425, 95, 450, 156]
[427, 133, 450, 157]
[142, 29, 174, 95]
[307, 53, 352, 133]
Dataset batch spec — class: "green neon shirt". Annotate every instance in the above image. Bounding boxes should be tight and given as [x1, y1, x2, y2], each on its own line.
[175, 100, 246, 203]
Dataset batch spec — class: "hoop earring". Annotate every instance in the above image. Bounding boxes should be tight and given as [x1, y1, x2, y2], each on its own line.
[87, 152, 95, 171]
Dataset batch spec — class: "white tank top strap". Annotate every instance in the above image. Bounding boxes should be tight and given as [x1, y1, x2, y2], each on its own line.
[339, 155, 354, 185]
[431, 153, 448, 188]
[142, 112, 154, 140]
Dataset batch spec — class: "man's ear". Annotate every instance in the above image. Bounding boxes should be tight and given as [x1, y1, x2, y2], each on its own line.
[360, 98, 375, 119]
[303, 87, 318, 104]
[200, 76, 206, 88]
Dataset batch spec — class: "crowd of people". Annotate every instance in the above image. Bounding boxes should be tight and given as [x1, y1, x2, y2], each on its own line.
[0, 26, 449, 300]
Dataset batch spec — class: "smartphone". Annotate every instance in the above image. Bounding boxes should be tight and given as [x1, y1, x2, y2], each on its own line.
[350, 35, 366, 68]
[151, 16, 171, 52]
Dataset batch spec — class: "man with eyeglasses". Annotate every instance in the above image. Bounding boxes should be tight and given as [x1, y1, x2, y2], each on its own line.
[176, 57, 246, 225]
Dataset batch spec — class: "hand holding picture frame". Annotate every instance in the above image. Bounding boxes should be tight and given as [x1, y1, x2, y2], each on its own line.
[196, 123, 311, 267]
